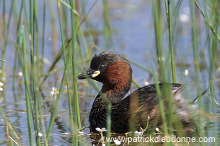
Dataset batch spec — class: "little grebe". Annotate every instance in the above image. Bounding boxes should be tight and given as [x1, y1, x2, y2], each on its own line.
[78, 51, 198, 135]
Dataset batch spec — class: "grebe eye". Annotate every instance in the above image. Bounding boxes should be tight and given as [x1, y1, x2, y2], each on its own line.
[99, 64, 106, 70]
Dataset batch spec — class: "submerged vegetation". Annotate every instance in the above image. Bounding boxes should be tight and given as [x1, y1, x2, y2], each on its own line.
[0, 0, 219, 145]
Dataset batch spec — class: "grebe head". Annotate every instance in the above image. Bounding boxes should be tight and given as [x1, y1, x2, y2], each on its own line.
[78, 51, 132, 93]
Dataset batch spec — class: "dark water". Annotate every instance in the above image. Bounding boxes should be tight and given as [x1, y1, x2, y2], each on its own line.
[0, 0, 219, 145]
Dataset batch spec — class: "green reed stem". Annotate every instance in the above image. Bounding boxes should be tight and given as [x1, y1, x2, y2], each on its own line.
[57, 0, 75, 144]
[194, 1, 220, 43]
[152, 0, 165, 80]
[40, 0, 46, 73]
[190, 1, 204, 142]
[152, 64, 169, 135]
[164, 0, 177, 82]
[69, 0, 81, 130]
[46, 71, 66, 141]
[207, 0, 219, 145]
[102, 0, 113, 49]
[152, 0, 174, 139]
[65, 68, 76, 145]
[59, 0, 79, 15]
[29, 0, 43, 145]
[207, 4, 217, 109]
[19, 25, 34, 145]
[33, 0, 40, 74]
